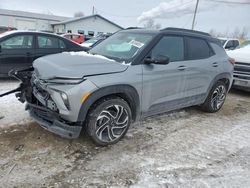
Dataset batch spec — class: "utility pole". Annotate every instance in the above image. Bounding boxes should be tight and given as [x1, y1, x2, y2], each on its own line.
[92, 6, 95, 15]
[192, 0, 200, 30]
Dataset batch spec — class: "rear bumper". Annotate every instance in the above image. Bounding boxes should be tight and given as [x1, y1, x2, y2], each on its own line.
[27, 103, 82, 139]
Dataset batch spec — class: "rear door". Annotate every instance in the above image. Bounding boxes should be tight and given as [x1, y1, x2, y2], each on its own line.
[0, 33, 34, 76]
[34, 34, 66, 60]
[182, 36, 217, 104]
[142, 35, 187, 116]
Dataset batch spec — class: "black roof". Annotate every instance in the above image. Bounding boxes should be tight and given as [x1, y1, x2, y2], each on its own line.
[121, 27, 218, 43]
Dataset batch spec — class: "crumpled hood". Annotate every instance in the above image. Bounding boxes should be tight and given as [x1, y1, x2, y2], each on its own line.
[33, 51, 129, 80]
[227, 46, 250, 64]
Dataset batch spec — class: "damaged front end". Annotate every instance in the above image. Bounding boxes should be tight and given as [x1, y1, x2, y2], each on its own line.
[0, 68, 83, 139]
[0, 67, 34, 103]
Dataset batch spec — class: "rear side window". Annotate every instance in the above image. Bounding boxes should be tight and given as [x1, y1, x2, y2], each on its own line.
[151, 36, 184, 62]
[186, 37, 212, 60]
[38, 35, 60, 49]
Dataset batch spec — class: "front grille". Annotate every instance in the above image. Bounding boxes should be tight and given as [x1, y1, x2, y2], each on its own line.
[33, 107, 54, 124]
[234, 62, 250, 80]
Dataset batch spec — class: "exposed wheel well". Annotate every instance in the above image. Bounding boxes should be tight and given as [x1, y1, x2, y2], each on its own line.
[218, 78, 230, 91]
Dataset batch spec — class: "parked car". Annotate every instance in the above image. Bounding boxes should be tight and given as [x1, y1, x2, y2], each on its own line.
[0, 31, 88, 77]
[227, 43, 250, 91]
[62, 33, 85, 44]
[219, 38, 240, 50]
[2, 28, 233, 146]
[0, 26, 17, 34]
[81, 33, 112, 48]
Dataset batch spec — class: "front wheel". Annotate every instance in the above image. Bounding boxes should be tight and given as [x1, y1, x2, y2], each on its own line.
[201, 81, 227, 113]
[86, 97, 132, 146]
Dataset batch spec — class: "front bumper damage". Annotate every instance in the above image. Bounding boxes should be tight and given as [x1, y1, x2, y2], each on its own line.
[0, 68, 83, 139]
[27, 103, 82, 138]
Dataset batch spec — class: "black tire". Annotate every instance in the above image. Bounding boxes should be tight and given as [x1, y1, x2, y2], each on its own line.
[201, 81, 227, 113]
[86, 97, 132, 146]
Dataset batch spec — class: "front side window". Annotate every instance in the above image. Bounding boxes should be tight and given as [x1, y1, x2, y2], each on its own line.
[186, 37, 212, 60]
[225, 40, 234, 49]
[0, 35, 33, 49]
[90, 32, 154, 62]
[38, 35, 59, 49]
[151, 36, 184, 62]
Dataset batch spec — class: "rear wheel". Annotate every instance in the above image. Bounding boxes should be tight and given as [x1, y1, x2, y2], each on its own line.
[201, 81, 227, 113]
[86, 97, 132, 146]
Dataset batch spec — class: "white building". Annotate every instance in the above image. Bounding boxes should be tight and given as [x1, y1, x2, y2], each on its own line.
[0, 9, 124, 36]
[0, 9, 68, 32]
[52, 14, 124, 36]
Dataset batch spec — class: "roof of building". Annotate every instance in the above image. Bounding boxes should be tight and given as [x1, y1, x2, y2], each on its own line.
[0, 9, 70, 22]
[52, 14, 124, 29]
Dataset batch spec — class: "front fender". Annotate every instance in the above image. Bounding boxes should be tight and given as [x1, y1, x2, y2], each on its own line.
[77, 84, 140, 123]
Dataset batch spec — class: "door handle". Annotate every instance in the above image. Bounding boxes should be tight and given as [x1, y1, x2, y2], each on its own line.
[26, 52, 31, 56]
[212, 62, 218, 67]
[177, 65, 187, 71]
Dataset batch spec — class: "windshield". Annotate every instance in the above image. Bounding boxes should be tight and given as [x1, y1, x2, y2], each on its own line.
[89, 32, 154, 62]
[84, 38, 99, 45]
[219, 39, 227, 46]
[236, 40, 250, 49]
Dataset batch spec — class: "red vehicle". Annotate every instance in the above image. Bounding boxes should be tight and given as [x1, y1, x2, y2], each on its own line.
[0, 26, 17, 34]
[62, 33, 85, 44]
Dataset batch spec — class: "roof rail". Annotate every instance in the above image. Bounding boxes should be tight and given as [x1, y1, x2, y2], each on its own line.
[125, 27, 144, 30]
[161, 27, 211, 36]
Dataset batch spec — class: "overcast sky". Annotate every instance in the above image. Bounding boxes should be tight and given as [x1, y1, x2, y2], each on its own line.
[0, 0, 249, 37]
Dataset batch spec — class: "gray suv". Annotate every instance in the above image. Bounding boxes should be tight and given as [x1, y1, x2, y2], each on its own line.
[2, 28, 233, 146]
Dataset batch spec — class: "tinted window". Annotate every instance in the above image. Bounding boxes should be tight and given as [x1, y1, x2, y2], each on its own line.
[233, 40, 239, 47]
[225, 40, 234, 49]
[38, 35, 60, 48]
[0, 35, 33, 49]
[59, 40, 66, 49]
[151, 36, 184, 62]
[186, 37, 211, 60]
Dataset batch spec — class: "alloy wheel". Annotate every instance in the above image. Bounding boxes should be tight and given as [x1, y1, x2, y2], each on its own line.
[95, 104, 129, 143]
[211, 85, 226, 110]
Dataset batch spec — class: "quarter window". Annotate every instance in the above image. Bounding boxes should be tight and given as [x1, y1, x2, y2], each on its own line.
[0, 35, 33, 49]
[186, 37, 212, 60]
[151, 36, 184, 62]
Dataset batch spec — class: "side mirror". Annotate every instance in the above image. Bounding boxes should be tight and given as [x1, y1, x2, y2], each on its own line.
[144, 55, 170, 65]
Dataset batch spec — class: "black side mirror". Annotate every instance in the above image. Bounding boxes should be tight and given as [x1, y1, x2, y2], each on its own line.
[144, 55, 170, 65]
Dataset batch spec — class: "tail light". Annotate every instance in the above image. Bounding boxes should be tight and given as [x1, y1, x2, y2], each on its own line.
[228, 57, 235, 66]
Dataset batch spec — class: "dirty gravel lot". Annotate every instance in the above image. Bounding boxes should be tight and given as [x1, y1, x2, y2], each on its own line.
[0, 80, 250, 188]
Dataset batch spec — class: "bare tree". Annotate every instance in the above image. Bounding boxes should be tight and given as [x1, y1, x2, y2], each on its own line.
[239, 26, 248, 40]
[209, 29, 216, 37]
[74, 11, 85, 18]
[143, 18, 161, 29]
[232, 27, 240, 38]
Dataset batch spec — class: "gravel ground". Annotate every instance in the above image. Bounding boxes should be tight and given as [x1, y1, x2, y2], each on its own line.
[0, 80, 250, 187]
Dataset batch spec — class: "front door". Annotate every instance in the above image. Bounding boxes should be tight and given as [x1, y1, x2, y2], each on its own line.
[0, 34, 34, 76]
[142, 35, 187, 117]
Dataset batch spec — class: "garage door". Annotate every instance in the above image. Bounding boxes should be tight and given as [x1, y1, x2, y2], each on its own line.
[16, 19, 36, 30]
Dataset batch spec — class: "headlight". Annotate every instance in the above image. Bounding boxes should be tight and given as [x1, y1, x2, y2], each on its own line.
[60, 92, 70, 110]
[45, 77, 85, 84]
